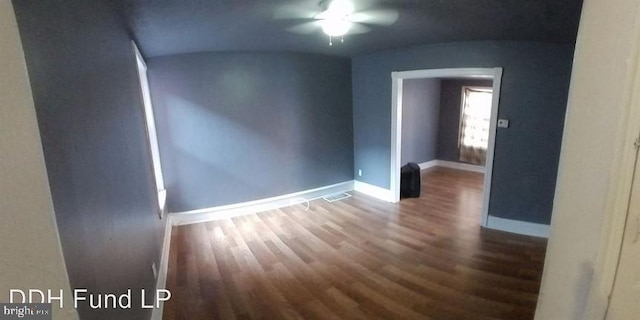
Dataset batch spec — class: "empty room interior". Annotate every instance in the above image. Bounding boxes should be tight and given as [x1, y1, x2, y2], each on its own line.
[4, 0, 640, 319]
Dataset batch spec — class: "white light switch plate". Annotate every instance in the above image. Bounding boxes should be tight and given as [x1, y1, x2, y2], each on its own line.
[497, 119, 509, 128]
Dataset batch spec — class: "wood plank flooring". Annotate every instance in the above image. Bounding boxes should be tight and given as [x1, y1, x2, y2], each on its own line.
[163, 167, 547, 320]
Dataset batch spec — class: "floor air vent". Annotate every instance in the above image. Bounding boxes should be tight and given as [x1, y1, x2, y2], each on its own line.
[323, 193, 352, 202]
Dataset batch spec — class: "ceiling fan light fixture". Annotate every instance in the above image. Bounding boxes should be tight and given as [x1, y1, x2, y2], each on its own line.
[321, 18, 351, 36]
[317, 0, 354, 37]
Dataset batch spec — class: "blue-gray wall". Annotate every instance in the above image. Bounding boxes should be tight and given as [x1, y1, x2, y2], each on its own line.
[352, 41, 574, 224]
[437, 79, 494, 163]
[13, 1, 164, 319]
[401, 79, 441, 165]
[148, 52, 354, 213]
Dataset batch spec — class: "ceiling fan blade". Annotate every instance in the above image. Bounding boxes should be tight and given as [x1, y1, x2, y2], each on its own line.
[350, 0, 379, 11]
[349, 9, 399, 25]
[273, 4, 317, 20]
[348, 23, 372, 35]
[287, 21, 323, 34]
[314, 10, 335, 21]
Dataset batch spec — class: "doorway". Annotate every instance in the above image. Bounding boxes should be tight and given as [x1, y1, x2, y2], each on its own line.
[390, 68, 503, 227]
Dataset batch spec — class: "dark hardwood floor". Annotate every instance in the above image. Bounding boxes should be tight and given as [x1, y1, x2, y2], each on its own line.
[163, 167, 547, 320]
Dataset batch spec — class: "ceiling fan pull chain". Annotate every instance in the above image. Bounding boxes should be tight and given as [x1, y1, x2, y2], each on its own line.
[329, 36, 333, 46]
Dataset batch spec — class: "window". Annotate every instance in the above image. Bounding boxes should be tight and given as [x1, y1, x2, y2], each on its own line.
[459, 86, 492, 165]
[133, 42, 166, 215]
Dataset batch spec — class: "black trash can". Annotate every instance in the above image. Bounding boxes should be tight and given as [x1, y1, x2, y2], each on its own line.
[400, 162, 421, 198]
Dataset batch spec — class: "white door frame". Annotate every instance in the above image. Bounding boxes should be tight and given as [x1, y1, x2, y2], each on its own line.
[390, 68, 503, 227]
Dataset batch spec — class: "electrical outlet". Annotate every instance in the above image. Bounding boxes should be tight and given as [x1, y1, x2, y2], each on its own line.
[497, 119, 510, 128]
[152, 262, 158, 280]
[358, 169, 362, 177]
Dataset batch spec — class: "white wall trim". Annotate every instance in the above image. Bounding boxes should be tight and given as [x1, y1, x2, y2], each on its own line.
[392, 68, 496, 80]
[486, 215, 550, 238]
[418, 160, 485, 173]
[133, 41, 166, 200]
[390, 76, 403, 203]
[150, 216, 172, 320]
[417, 160, 440, 170]
[434, 160, 486, 173]
[353, 180, 393, 202]
[482, 68, 503, 227]
[171, 181, 354, 226]
[158, 189, 167, 220]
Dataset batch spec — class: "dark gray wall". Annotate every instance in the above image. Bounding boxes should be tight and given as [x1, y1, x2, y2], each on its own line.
[437, 79, 493, 163]
[148, 52, 354, 213]
[13, 1, 164, 319]
[401, 79, 441, 165]
[352, 41, 574, 224]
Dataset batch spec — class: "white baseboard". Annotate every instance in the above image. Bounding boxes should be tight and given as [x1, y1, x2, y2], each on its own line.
[418, 160, 485, 173]
[418, 160, 439, 170]
[486, 215, 549, 238]
[158, 189, 167, 220]
[353, 180, 393, 202]
[170, 181, 354, 226]
[150, 214, 172, 320]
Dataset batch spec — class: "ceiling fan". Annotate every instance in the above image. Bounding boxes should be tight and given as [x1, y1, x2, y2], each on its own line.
[275, 0, 399, 45]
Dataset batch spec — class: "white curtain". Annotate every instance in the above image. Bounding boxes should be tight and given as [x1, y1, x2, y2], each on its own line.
[459, 87, 492, 165]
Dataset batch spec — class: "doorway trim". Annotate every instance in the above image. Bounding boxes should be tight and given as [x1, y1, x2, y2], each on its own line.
[390, 67, 503, 227]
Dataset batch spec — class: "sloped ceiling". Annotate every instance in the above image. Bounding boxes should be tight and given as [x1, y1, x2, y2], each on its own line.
[119, 0, 583, 58]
